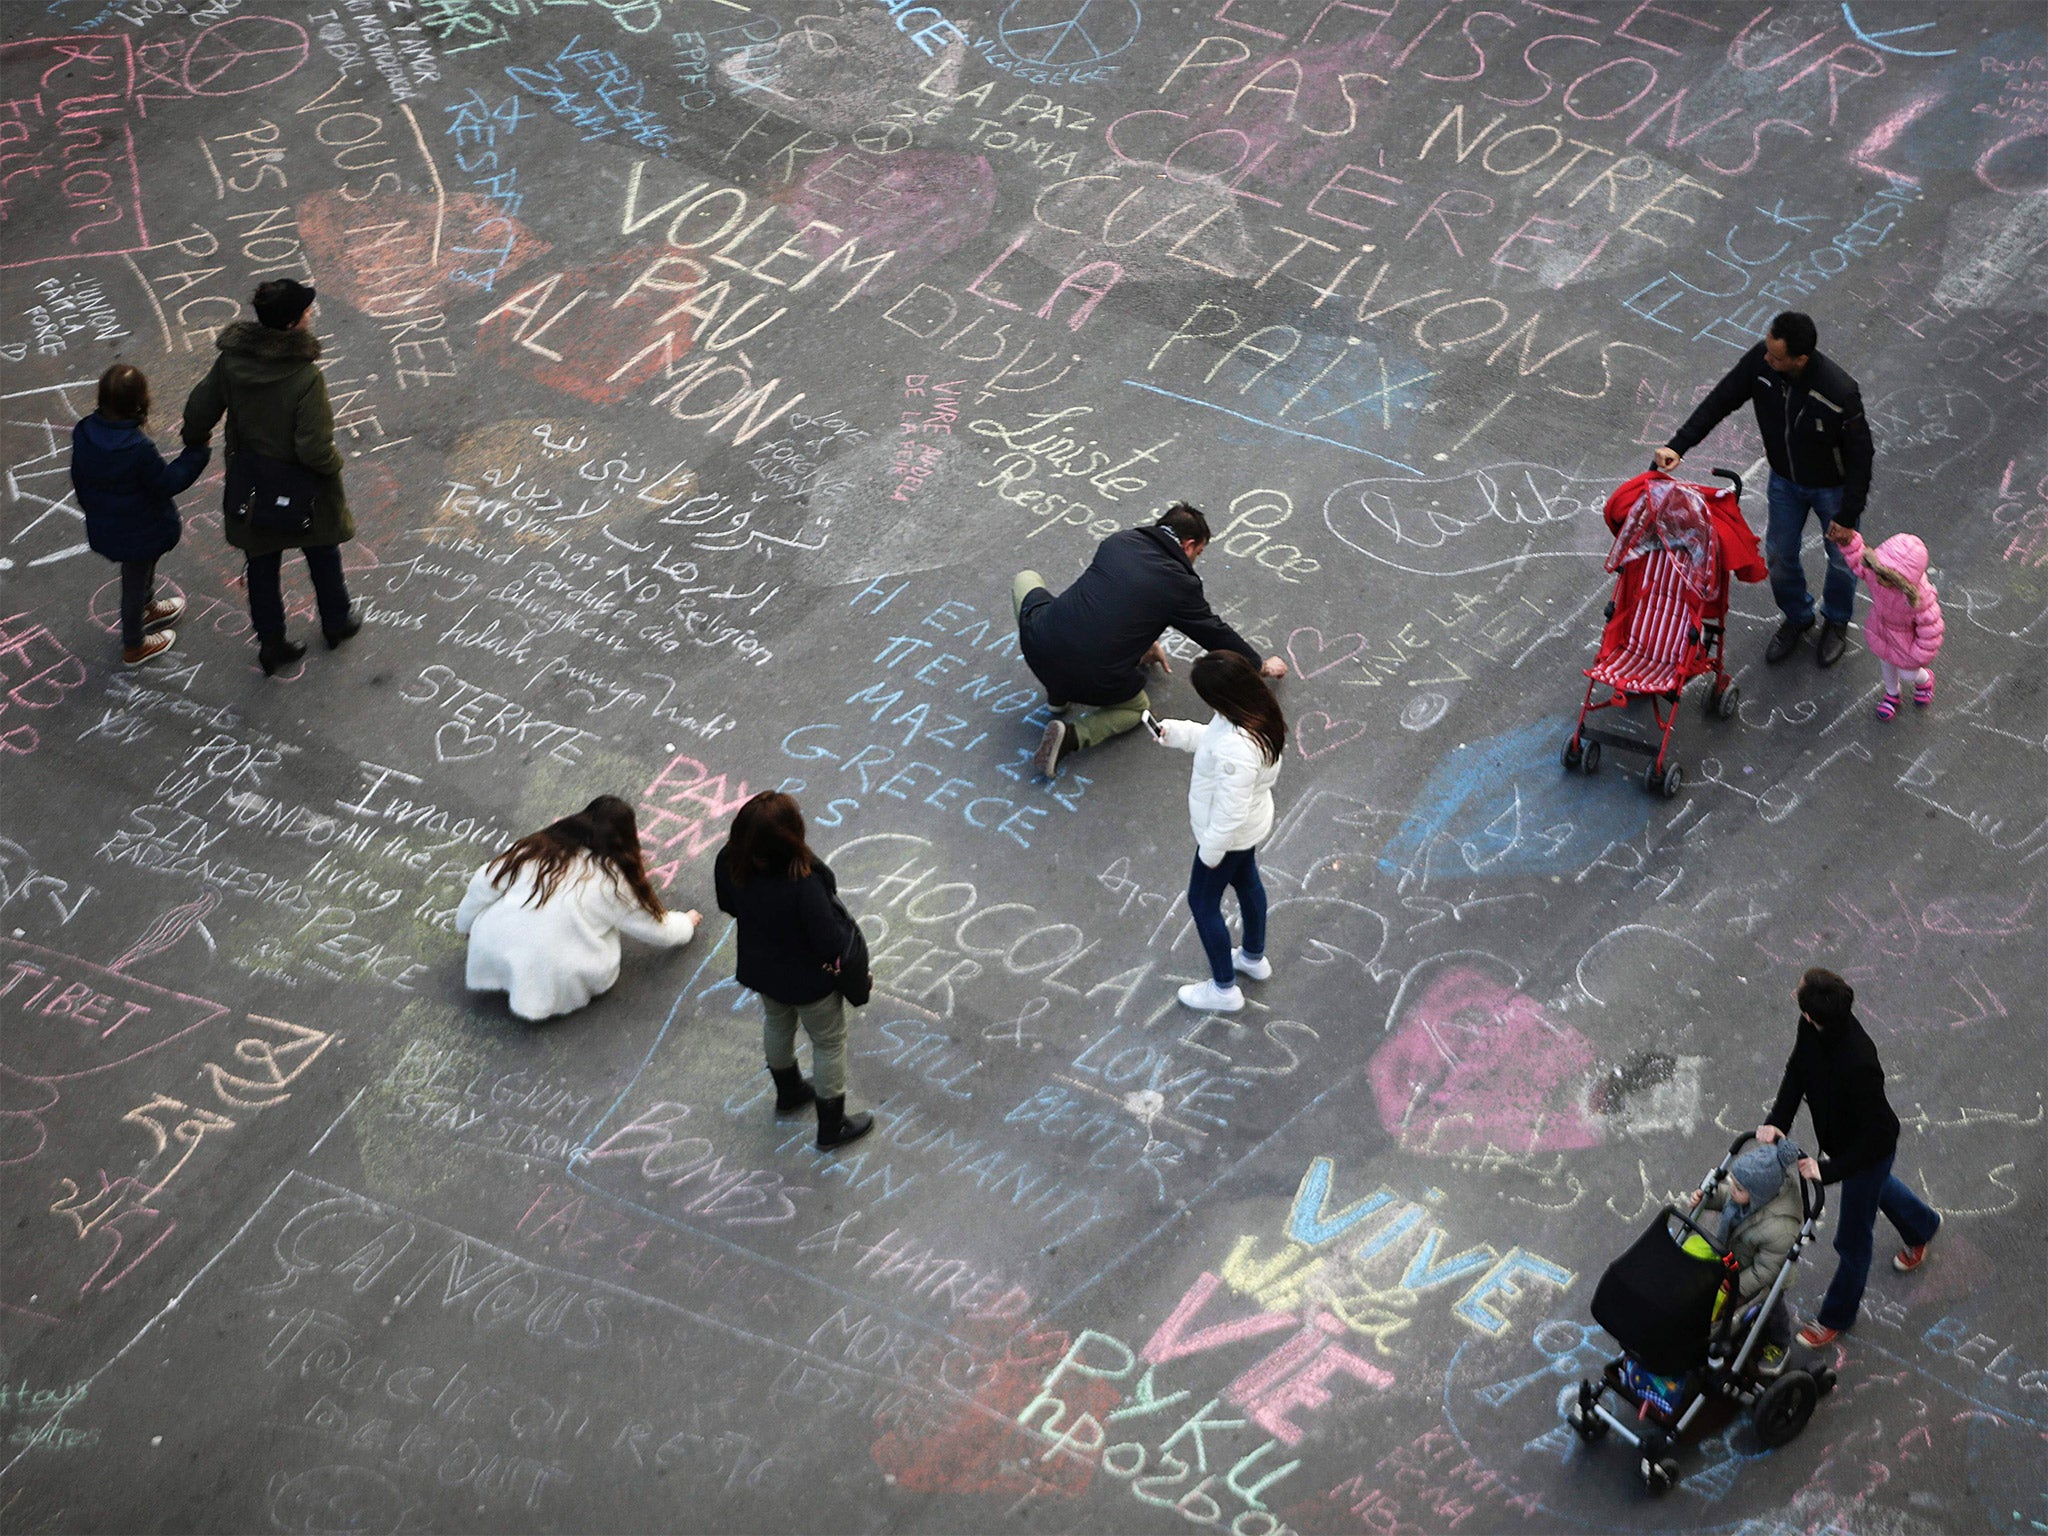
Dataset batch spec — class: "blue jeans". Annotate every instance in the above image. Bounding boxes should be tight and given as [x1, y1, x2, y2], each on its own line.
[1765, 473, 1855, 627]
[1188, 847, 1266, 987]
[1815, 1154, 1940, 1331]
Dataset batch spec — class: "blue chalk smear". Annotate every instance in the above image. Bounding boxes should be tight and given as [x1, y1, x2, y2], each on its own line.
[1378, 715, 1651, 881]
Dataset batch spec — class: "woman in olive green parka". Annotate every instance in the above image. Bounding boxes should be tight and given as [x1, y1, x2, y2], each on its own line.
[181, 279, 360, 674]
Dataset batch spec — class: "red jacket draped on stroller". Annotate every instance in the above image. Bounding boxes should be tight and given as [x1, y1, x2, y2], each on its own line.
[1590, 470, 1766, 693]
[1564, 469, 1767, 797]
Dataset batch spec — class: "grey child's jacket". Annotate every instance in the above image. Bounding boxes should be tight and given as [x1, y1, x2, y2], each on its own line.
[1702, 1153, 1810, 1303]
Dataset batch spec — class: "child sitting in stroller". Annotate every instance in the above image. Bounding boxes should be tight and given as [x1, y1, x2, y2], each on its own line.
[1571, 1136, 1834, 1489]
[1692, 1139, 1812, 1376]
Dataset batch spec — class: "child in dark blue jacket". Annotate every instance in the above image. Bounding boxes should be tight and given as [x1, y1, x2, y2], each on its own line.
[71, 365, 209, 664]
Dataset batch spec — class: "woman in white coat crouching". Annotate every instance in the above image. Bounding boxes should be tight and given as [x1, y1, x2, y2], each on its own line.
[1153, 651, 1286, 1013]
[457, 795, 700, 1020]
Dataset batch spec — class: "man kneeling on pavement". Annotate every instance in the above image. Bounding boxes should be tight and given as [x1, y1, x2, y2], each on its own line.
[1013, 503, 1287, 778]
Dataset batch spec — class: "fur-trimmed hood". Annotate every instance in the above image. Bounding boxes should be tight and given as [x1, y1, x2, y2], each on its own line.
[1865, 532, 1929, 589]
[216, 320, 322, 372]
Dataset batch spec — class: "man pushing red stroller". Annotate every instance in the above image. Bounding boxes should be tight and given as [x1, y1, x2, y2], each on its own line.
[1561, 467, 1768, 797]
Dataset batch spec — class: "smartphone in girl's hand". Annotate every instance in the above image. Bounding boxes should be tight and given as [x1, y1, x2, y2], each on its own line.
[1142, 710, 1164, 740]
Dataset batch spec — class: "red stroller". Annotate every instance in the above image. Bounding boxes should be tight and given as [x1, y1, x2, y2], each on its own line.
[1561, 469, 1767, 797]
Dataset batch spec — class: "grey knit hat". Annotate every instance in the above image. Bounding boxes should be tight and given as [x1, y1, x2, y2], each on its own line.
[1730, 1144, 1788, 1206]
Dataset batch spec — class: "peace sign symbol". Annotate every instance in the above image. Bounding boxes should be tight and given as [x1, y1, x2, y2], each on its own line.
[996, 0, 1141, 68]
[182, 16, 309, 97]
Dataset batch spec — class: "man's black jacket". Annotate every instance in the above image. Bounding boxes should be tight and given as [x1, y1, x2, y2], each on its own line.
[1019, 525, 1260, 705]
[1766, 1010, 1901, 1183]
[1666, 343, 1874, 526]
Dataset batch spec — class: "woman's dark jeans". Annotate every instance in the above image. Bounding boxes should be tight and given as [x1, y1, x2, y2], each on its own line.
[119, 558, 158, 650]
[1188, 846, 1268, 987]
[245, 545, 350, 639]
[1816, 1154, 1940, 1330]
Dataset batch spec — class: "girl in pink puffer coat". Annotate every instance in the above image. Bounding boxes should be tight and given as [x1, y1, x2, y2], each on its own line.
[1841, 530, 1944, 719]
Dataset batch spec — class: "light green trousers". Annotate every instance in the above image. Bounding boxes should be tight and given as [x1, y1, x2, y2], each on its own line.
[1013, 569, 1149, 748]
[763, 993, 848, 1099]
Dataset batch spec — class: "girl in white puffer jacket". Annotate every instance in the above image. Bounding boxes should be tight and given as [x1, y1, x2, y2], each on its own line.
[458, 795, 700, 1020]
[1154, 651, 1287, 1013]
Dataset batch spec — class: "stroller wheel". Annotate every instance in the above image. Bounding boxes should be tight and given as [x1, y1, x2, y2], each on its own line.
[1752, 1370, 1821, 1448]
[1568, 1383, 1608, 1442]
[1641, 1456, 1680, 1493]
[1711, 682, 1740, 719]
[1561, 734, 1583, 771]
[1646, 761, 1682, 798]
[1580, 740, 1602, 775]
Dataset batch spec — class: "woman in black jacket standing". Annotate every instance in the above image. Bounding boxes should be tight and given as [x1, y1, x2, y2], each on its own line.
[1757, 968, 1940, 1348]
[714, 792, 873, 1150]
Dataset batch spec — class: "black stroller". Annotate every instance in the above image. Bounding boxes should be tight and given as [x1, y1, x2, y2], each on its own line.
[1564, 1134, 1836, 1492]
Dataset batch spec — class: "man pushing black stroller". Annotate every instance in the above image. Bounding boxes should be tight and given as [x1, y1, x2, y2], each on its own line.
[1566, 1135, 1837, 1493]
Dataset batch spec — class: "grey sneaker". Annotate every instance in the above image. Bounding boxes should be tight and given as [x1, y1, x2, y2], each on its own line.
[1765, 617, 1814, 663]
[1031, 717, 1070, 778]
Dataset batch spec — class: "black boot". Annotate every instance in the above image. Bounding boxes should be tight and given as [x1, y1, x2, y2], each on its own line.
[258, 634, 307, 676]
[1815, 621, 1849, 668]
[1764, 617, 1813, 664]
[769, 1064, 814, 1116]
[814, 1094, 873, 1151]
[325, 609, 363, 650]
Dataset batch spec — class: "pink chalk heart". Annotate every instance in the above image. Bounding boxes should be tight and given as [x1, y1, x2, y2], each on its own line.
[1286, 626, 1368, 678]
[1295, 712, 1368, 759]
[1370, 966, 1602, 1157]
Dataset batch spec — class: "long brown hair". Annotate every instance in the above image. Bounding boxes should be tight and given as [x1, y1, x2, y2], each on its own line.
[1192, 650, 1286, 765]
[97, 364, 149, 424]
[723, 791, 816, 885]
[487, 795, 663, 916]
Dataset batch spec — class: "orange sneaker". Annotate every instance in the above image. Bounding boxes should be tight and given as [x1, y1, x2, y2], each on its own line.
[1893, 1241, 1931, 1272]
[142, 595, 186, 630]
[1797, 1322, 1841, 1349]
[122, 630, 176, 665]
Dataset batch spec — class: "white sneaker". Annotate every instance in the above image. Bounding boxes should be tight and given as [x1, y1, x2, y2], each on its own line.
[1178, 979, 1244, 1013]
[1232, 949, 1272, 980]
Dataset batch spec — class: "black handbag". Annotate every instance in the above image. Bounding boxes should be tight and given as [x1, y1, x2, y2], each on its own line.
[827, 892, 872, 1007]
[229, 452, 321, 536]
